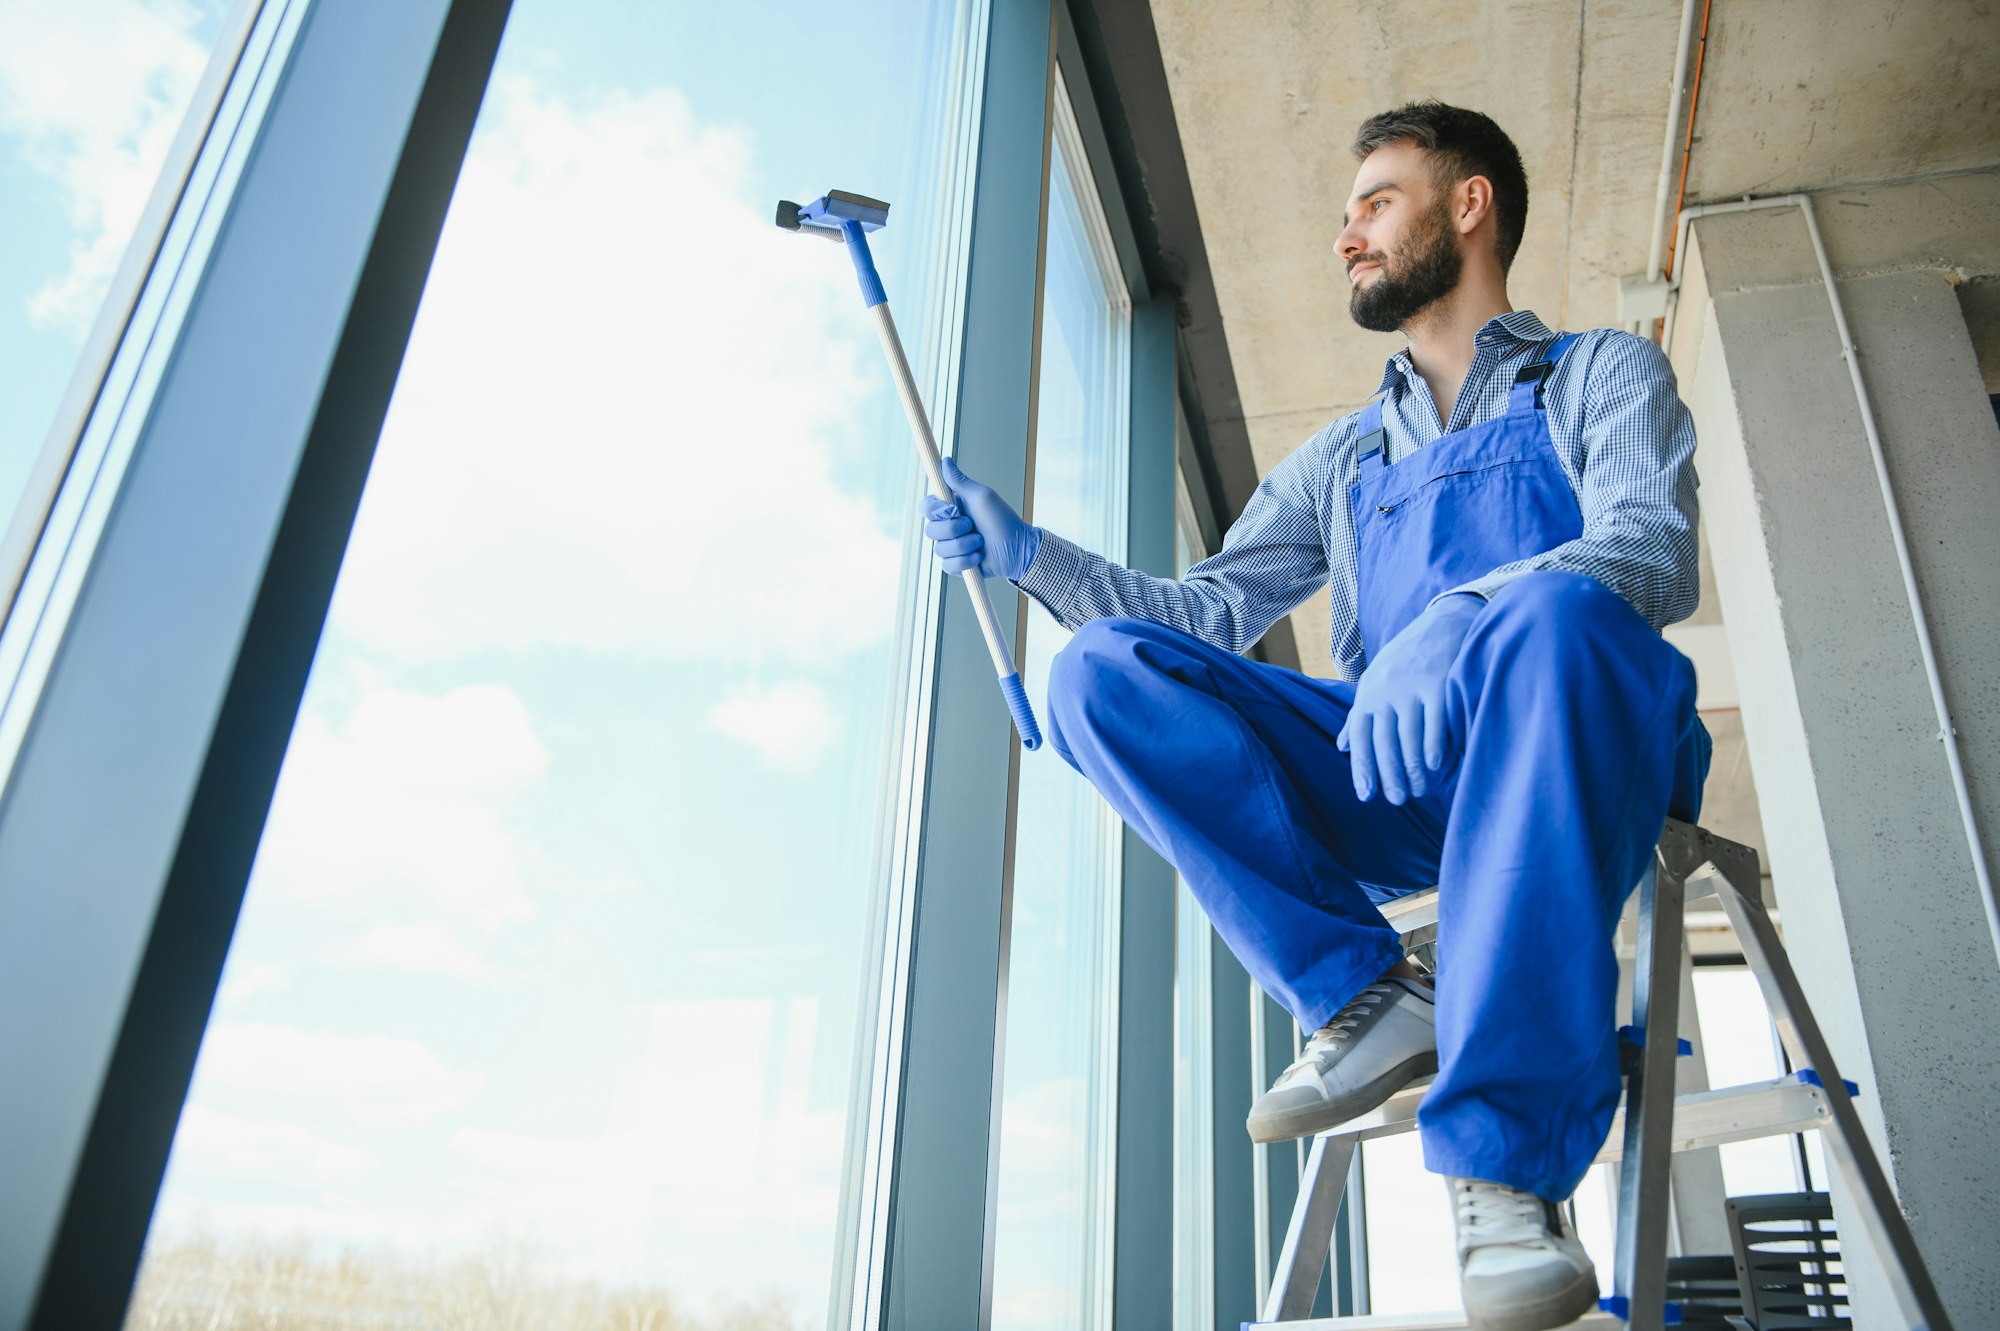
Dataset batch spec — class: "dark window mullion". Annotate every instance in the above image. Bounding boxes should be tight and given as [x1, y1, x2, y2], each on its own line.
[0, 4, 513, 1327]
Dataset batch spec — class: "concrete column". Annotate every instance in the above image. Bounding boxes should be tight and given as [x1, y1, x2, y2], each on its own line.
[1669, 178, 2000, 1329]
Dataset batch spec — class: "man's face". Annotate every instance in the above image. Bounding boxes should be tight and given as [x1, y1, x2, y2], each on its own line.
[1336, 143, 1463, 333]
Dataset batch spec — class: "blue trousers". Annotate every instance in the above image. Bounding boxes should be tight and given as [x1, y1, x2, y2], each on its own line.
[1044, 571, 1709, 1200]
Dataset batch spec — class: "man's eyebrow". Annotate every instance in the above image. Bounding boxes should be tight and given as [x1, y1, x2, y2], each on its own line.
[1341, 180, 1396, 227]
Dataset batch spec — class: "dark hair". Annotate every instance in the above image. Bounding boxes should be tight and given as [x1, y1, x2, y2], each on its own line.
[1352, 101, 1528, 274]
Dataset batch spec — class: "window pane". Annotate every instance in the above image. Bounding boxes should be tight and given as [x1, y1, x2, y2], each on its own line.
[127, 1, 983, 1324]
[1172, 882, 1217, 1331]
[0, 0, 233, 522]
[990, 75, 1131, 1331]
[1694, 967, 1822, 1195]
[1172, 454, 1215, 1331]
[1360, 1133, 1460, 1315]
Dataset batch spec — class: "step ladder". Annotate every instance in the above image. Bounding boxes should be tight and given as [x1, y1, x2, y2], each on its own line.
[1250, 819, 1956, 1331]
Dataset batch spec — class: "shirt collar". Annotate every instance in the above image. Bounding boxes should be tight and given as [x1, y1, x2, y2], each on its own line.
[1374, 309, 1557, 394]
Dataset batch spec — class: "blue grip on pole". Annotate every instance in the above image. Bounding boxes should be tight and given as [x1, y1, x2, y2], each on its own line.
[842, 221, 887, 308]
[998, 672, 1041, 751]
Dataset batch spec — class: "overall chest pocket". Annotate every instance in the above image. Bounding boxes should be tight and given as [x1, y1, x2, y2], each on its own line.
[1352, 453, 1583, 610]
[1356, 439, 1549, 517]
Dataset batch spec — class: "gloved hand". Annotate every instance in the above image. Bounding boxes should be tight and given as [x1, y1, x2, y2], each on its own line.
[920, 456, 1043, 581]
[1337, 592, 1484, 804]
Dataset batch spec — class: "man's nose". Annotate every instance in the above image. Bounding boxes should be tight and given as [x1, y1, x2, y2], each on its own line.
[1335, 218, 1364, 264]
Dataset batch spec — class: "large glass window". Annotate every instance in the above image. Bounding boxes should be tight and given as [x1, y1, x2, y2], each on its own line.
[125, 1, 984, 1324]
[0, 0, 232, 521]
[988, 67, 1131, 1331]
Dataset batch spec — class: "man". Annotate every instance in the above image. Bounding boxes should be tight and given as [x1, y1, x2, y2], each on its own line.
[923, 101, 1708, 1331]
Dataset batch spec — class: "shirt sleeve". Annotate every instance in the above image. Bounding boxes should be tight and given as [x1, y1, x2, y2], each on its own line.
[1012, 440, 1332, 654]
[1438, 331, 1700, 629]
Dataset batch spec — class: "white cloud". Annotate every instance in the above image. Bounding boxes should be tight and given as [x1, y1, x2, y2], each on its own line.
[173, 1105, 380, 1183]
[350, 919, 491, 980]
[253, 684, 547, 929]
[215, 960, 290, 1003]
[986, 1074, 1128, 1331]
[329, 77, 905, 667]
[165, 1001, 841, 1310]
[447, 997, 841, 1296]
[0, 0, 211, 332]
[703, 676, 841, 771]
[192, 1022, 483, 1129]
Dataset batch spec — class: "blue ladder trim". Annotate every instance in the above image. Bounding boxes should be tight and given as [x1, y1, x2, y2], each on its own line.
[1796, 1067, 1862, 1097]
[1618, 1024, 1693, 1056]
[1599, 1295, 1685, 1325]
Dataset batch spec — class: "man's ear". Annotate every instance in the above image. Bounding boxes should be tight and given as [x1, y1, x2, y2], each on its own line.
[1457, 174, 1496, 237]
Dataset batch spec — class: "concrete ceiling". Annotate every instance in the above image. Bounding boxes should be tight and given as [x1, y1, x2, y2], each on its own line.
[1145, 0, 2000, 676]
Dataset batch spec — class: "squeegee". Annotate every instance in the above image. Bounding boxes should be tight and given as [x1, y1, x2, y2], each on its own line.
[776, 190, 1041, 751]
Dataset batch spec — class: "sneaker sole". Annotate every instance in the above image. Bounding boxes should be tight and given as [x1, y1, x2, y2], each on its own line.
[1243, 1049, 1439, 1144]
[1462, 1268, 1599, 1331]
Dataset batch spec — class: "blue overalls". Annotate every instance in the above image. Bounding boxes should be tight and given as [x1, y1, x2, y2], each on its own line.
[1044, 335, 1710, 1201]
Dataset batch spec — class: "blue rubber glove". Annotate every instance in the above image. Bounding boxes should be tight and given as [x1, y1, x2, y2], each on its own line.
[921, 456, 1043, 581]
[1336, 593, 1485, 804]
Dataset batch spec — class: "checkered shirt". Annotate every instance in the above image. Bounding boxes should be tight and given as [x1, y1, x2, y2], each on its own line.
[1014, 310, 1700, 678]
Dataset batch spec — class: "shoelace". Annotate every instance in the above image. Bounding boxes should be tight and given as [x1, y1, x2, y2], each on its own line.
[1452, 1179, 1555, 1255]
[1279, 983, 1392, 1077]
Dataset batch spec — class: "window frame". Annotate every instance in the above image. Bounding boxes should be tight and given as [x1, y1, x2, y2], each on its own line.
[1045, 14, 1183, 1331]
[854, 1, 1184, 1323]
[0, 3, 515, 1327]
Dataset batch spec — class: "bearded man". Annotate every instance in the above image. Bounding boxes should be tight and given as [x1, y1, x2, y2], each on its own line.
[921, 100, 1708, 1331]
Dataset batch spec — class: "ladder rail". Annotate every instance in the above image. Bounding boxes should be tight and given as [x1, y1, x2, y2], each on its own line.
[1253, 820, 1958, 1331]
[1708, 849, 1956, 1331]
[1610, 849, 1686, 1331]
[1261, 1134, 1358, 1322]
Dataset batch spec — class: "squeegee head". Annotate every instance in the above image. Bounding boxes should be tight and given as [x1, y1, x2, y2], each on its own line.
[773, 189, 891, 237]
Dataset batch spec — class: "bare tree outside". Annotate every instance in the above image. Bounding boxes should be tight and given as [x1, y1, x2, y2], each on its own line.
[122, 1232, 801, 1331]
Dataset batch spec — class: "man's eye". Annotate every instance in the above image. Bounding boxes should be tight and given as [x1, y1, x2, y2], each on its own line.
[1373, 199, 1389, 211]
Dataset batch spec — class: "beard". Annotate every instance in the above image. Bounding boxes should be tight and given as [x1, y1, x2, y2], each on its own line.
[1348, 197, 1463, 333]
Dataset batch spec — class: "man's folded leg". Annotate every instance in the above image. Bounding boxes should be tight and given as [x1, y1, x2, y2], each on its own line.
[1421, 572, 1707, 1330]
[1044, 616, 1450, 1139]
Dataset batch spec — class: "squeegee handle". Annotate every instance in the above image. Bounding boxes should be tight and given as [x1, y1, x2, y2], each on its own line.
[847, 225, 1040, 751]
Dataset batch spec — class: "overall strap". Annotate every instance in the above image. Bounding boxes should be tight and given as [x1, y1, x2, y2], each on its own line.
[1506, 330, 1583, 415]
[1355, 396, 1389, 477]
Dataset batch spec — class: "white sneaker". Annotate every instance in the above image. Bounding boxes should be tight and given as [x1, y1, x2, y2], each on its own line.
[1244, 976, 1437, 1143]
[1448, 1177, 1599, 1331]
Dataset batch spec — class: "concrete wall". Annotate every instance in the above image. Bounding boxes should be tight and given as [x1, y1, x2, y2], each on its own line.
[1670, 170, 2000, 1328]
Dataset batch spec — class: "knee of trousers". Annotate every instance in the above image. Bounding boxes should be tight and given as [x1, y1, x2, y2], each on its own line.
[1046, 617, 1187, 748]
[1476, 570, 1648, 662]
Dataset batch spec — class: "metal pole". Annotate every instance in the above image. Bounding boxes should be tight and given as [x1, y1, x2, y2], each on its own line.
[1644, 0, 1704, 283]
[1665, 193, 1999, 974]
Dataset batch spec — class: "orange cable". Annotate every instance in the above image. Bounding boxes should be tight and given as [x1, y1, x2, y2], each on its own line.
[1662, 0, 1714, 281]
